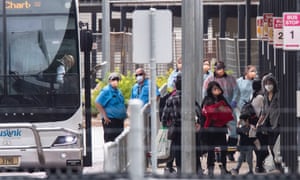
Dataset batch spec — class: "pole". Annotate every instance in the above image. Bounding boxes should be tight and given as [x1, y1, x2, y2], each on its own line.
[182, 0, 197, 174]
[149, 8, 158, 173]
[246, 0, 251, 65]
[102, 0, 110, 77]
[196, 0, 203, 104]
[83, 30, 93, 166]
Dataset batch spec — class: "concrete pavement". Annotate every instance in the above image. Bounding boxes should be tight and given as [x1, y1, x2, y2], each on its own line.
[85, 119, 281, 177]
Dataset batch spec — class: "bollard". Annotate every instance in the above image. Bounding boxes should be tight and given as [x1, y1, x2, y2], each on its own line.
[128, 99, 144, 180]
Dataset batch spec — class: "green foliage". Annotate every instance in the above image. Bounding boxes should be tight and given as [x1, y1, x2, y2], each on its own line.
[157, 68, 173, 92]
[118, 72, 136, 105]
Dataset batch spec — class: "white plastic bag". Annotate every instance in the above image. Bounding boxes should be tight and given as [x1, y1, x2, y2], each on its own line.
[156, 128, 171, 160]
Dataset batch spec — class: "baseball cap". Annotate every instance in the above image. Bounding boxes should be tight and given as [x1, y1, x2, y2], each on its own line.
[108, 72, 121, 81]
[215, 61, 225, 70]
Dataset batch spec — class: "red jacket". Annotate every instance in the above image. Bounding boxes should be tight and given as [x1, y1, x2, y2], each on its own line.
[202, 100, 233, 128]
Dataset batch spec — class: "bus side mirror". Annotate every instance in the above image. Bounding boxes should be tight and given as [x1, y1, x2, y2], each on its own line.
[80, 30, 93, 52]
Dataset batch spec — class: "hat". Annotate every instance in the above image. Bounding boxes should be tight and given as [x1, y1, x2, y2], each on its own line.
[108, 72, 121, 81]
[215, 61, 225, 70]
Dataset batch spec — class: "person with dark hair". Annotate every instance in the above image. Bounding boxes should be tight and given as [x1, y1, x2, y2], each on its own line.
[231, 114, 255, 175]
[255, 74, 281, 173]
[251, 79, 264, 117]
[161, 72, 183, 174]
[95, 72, 127, 142]
[202, 61, 239, 161]
[200, 81, 233, 176]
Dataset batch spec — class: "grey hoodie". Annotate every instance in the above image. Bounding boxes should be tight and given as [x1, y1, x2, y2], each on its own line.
[261, 74, 280, 129]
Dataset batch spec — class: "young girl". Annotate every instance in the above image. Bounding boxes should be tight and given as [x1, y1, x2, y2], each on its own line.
[200, 81, 233, 176]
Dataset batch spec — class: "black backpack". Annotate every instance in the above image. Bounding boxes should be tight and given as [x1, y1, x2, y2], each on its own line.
[240, 100, 258, 125]
[159, 91, 174, 122]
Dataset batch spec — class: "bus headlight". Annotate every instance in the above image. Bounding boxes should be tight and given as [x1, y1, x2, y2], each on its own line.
[52, 135, 77, 147]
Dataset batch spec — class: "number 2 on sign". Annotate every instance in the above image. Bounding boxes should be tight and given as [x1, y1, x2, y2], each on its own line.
[279, 32, 283, 39]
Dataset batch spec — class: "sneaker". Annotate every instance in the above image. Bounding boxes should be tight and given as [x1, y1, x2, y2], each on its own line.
[207, 166, 214, 176]
[227, 153, 235, 161]
[219, 165, 230, 175]
[245, 171, 253, 175]
[255, 167, 266, 173]
[164, 167, 176, 174]
[231, 168, 239, 175]
[197, 169, 204, 176]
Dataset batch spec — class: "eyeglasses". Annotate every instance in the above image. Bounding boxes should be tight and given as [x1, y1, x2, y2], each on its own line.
[135, 73, 144, 77]
[111, 78, 120, 81]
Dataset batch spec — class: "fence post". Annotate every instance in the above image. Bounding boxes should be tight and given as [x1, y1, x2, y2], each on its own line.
[234, 35, 241, 77]
[128, 99, 144, 180]
[215, 33, 220, 61]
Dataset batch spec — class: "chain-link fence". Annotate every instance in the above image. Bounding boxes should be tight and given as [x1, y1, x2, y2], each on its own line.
[93, 32, 173, 79]
[91, 32, 260, 80]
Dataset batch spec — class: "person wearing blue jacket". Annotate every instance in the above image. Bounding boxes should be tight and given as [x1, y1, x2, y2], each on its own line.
[236, 65, 257, 125]
[95, 72, 127, 142]
[130, 68, 160, 106]
[167, 57, 182, 90]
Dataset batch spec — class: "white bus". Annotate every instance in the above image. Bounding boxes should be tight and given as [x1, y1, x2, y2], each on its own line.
[0, 0, 91, 172]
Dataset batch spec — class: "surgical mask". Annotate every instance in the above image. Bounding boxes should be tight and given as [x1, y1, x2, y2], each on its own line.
[265, 84, 274, 92]
[240, 120, 246, 126]
[136, 75, 144, 83]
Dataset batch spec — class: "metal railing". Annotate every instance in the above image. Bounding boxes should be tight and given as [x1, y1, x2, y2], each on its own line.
[103, 127, 130, 173]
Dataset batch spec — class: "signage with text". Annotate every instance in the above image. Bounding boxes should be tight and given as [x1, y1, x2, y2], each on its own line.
[256, 16, 263, 39]
[273, 17, 283, 48]
[268, 16, 273, 44]
[263, 13, 273, 41]
[283, 12, 300, 50]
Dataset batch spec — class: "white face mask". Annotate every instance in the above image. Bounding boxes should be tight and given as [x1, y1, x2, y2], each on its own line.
[136, 75, 144, 83]
[265, 84, 274, 92]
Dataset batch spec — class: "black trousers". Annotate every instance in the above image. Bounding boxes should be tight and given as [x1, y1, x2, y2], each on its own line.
[167, 127, 181, 170]
[255, 127, 280, 169]
[206, 127, 227, 168]
[102, 118, 124, 143]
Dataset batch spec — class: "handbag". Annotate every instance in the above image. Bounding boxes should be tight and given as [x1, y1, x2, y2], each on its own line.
[167, 124, 176, 140]
[156, 128, 171, 160]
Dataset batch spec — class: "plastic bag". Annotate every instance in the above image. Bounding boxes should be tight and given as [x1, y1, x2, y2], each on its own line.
[156, 128, 171, 160]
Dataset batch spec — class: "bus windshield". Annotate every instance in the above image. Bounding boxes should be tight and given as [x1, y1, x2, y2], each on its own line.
[0, 0, 80, 122]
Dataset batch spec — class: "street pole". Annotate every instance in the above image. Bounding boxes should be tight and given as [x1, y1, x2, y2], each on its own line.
[182, 0, 202, 174]
[196, 0, 204, 104]
[149, 8, 158, 173]
[102, 0, 110, 77]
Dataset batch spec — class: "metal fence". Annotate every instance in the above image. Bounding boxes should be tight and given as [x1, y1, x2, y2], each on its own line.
[91, 32, 260, 80]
